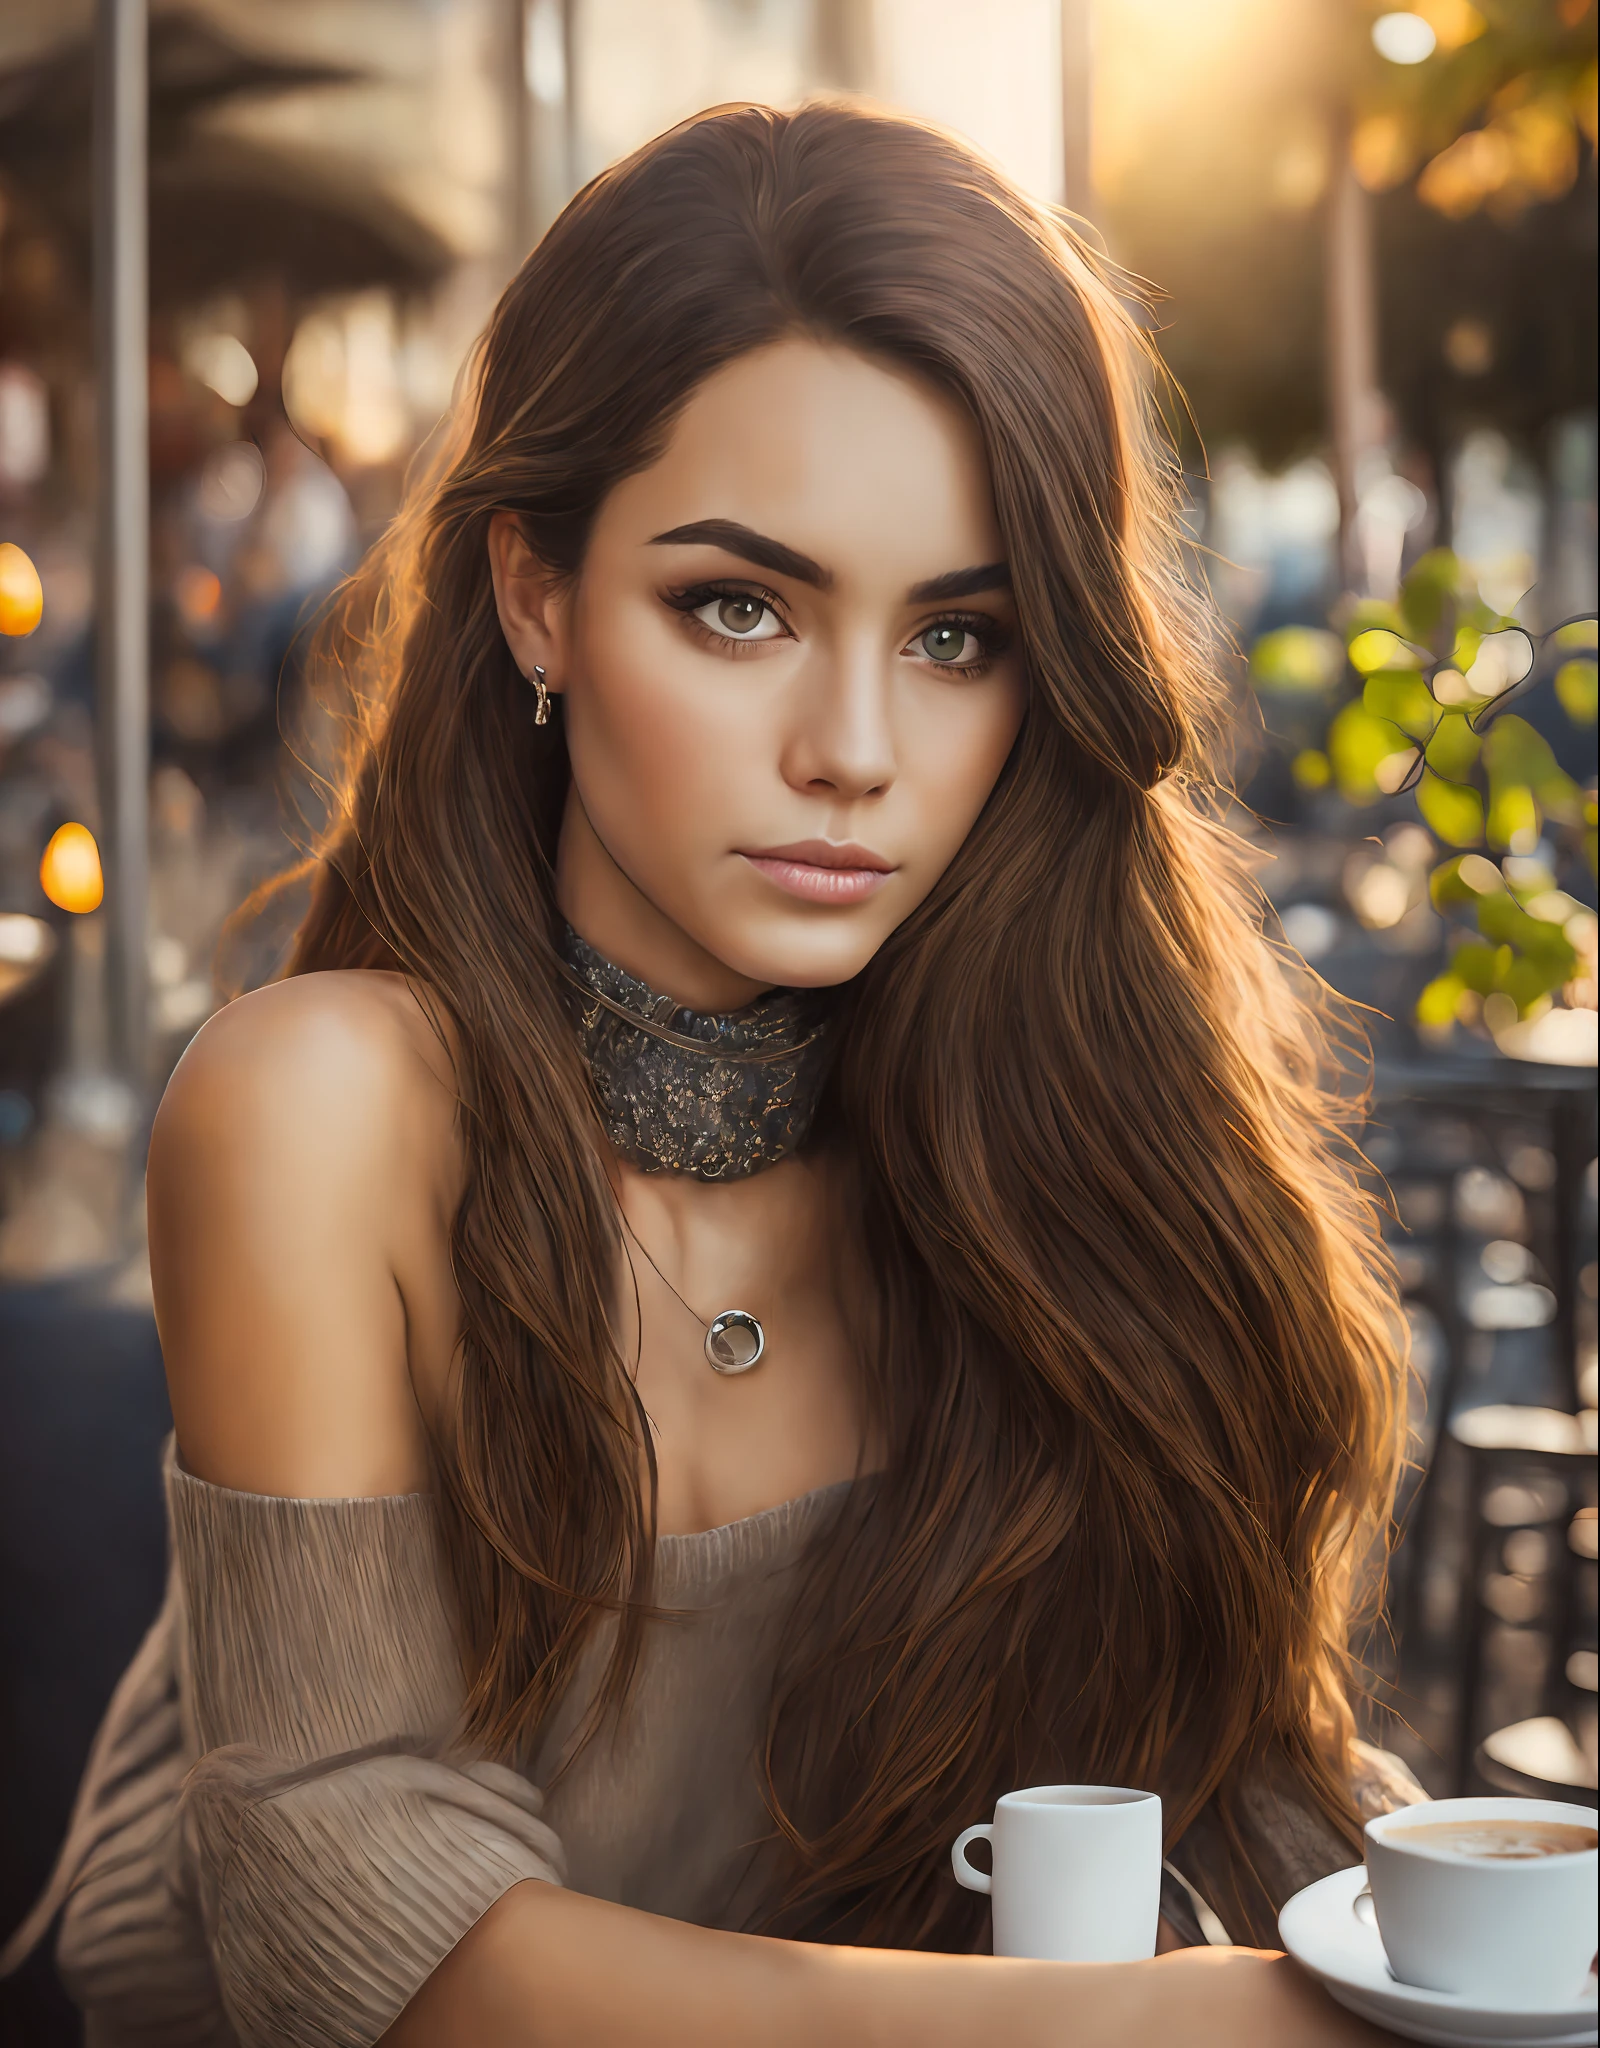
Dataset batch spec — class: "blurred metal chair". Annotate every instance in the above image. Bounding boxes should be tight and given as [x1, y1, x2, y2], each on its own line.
[1448, 1407, 1598, 1801]
[1473, 1502, 1598, 1804]
[1369, 1057, 1597, 1794]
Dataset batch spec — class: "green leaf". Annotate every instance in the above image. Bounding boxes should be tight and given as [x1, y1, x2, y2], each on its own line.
[1486, 780, 1539, 852]
[1423, 710, 1481, 781]
[1416, 971, 1464, 1029]
[1430, 855, 1477, 912]
[1349, 629, 1421, 674]
[1474, 891, 1578, 975]
[1483, 715, 1582, 838]
[1554, 658, 1598, 725]
[1426, 865, 1584, 1018]
[1473, 890, 1526, 946]
[1482, 713, 1569, 789]
[1516, 923, 1578, 974]
[1502, 955, 1568, 1011]
[1363, 669, 1437, 738]
[1416, 769, 1484, 847]
[1250, 626, 1345, 693]
[1343, 597, 1407, 643]
[1450, 940, 1506, 996]
[1328, 701, 1407, 801]
[1399, 550, 1463, 643]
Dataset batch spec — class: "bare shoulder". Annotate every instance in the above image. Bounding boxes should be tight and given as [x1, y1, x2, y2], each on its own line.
[155, 969, 456, 1150]
[150, 972, 462, 1499]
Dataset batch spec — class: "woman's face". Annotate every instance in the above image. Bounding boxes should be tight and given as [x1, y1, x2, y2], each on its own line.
[490, 338, 1026, 1008]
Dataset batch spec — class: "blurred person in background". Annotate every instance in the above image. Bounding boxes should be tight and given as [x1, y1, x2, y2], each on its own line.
[12, 103, 1419, 2047]
[158, 409, 356, 788]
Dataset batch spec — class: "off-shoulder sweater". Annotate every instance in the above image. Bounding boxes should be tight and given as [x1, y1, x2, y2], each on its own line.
[4, 1440, 1424, 2047]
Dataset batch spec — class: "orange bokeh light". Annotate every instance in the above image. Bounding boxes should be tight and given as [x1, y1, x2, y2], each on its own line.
[40, 822, 104, 914]
[0, 542, 44, 636]
[174, 562, 223, 628]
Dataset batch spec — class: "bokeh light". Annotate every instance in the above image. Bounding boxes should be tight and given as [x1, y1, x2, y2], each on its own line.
[39, 822, 104, 915]
[282, 295, 410, 466]
[0, 363, 50, 486]
[1349, 859, 1413, 929]
[0, 541, 44, 636]
[197, 442, 266, 524]
[174, 564, 224, 630]
[182, 331, 260, 408]
[1444, 316, 1495, 375]
[1372, 12, 1439, 63]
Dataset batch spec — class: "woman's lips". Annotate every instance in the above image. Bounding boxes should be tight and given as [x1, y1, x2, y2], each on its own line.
[739, 840, 895, 904]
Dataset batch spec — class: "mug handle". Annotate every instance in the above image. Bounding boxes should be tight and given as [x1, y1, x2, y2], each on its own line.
[951, 1824, 994, 1895]
[1352, 1885, 1377, 1928]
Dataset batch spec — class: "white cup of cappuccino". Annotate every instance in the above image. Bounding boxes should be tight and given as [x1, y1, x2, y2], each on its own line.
[1363, 1796, 1598, 2007]
[950, 1784, 1162, 1962]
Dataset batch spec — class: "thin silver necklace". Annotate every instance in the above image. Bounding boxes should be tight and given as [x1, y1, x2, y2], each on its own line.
[620, 1211, 765, 1376]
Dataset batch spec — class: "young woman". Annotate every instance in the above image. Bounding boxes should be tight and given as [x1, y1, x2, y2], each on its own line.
[24, 102, 1417, 2045]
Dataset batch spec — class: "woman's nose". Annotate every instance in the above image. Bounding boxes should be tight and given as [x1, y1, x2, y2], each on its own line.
[779, 646, 897, 802]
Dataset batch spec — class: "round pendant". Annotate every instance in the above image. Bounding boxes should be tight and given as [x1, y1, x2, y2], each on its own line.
[704, 1310, 764, 1376]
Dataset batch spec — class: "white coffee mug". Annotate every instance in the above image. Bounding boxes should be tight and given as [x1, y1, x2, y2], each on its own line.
[1364, 1796, 1599, 2007]
[951, 1784, 1162, 1962]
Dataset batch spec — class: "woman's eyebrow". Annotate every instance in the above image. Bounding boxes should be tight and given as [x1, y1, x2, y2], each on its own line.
[648, 520, 831, 588]
[907, 562, 1011, 603]
[647, 523, 1010, 607]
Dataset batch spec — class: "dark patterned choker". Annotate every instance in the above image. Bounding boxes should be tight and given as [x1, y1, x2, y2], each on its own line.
[554, 924, 836, 1184]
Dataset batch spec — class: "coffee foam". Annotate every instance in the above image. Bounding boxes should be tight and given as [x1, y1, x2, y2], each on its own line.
[1390, 1818, 1598, 1862]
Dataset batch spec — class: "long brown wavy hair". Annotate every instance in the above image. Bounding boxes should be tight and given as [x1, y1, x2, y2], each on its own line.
[282, 101, 1405, 1950]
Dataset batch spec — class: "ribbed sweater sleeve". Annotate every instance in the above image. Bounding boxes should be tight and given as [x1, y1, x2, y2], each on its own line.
[31, 1570, 231, 2046]
[164, 1458, 565, 2048]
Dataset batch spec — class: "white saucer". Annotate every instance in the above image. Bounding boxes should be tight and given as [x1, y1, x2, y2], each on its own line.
[1278, 1866, 1598, 2047]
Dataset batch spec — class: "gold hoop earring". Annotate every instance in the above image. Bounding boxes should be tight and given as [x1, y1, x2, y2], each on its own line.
[531, 663, 551, 726]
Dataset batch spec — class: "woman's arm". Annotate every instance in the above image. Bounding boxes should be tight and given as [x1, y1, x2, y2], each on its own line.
[386, 1878, 1386, 2048]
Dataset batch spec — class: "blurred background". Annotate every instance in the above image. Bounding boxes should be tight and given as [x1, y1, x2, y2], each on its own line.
[0, 0, 1594, 2038]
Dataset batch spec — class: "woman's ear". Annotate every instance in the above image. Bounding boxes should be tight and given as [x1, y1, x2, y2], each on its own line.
[487, 512, 569, 692]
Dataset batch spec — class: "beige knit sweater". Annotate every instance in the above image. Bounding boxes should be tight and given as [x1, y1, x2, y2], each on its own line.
[5, 1441, 1423, 2048]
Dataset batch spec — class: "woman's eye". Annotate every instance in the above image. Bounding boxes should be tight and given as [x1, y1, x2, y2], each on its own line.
[693, 593, 784, 641]
[915, 622, 984, 666]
